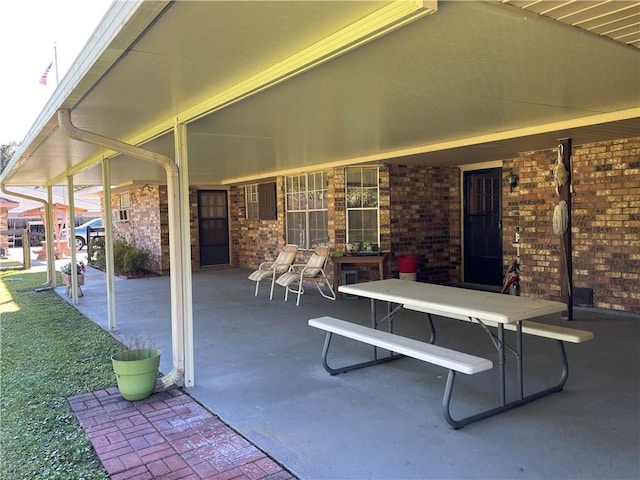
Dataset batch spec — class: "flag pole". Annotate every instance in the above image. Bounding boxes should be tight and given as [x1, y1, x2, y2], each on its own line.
[54, 42, 59, 86]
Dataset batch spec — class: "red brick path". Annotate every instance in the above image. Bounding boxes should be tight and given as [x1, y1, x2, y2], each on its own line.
[68, 387, 295, 480]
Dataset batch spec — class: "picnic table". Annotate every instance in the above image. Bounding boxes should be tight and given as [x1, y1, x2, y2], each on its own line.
[310, 279, 592, 428]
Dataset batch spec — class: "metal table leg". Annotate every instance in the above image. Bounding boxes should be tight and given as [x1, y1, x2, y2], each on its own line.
[371, 298, 377, 360]
[498, 324, 506, 406]
[517, 321, 523, 400]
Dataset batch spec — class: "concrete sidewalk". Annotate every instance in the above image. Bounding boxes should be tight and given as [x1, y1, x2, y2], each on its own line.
[58, 264, 639, 480]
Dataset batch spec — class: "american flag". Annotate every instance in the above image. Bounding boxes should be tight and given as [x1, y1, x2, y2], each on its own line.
[39, 62, 53, 86]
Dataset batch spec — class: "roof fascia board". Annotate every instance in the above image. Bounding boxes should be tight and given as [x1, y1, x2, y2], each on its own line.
[219, 107, 640, 185]
[357, 107, 640, 163]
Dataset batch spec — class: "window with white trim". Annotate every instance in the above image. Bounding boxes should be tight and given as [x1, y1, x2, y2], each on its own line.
[245, 182, 277, 220]
[114, 192, 131, 223]
[285, 172, 328, 249]
[346, 166, 379, 245]
[120, 192, 131, 209]
[245, 185, 259, 220]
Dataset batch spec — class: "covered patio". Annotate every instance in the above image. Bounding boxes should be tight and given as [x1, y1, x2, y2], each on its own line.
[2, 1, 638, 475]
[2, 0, 639, 395]
[62, 264, 639, 479]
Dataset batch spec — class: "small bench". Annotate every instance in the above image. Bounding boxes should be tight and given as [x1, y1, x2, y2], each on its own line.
[309, 316, 493, 375]
[308, 316, 493, 428]
[402, 304, 594, 344]
[402, 303, 593, 406]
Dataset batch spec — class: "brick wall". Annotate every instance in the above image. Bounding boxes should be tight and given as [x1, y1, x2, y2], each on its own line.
[230, 181, 287, 269]
[388, 164, 461, 283]
[505, 137, 639, 313]
[128, 137, 637, 312]
[110, 186, 166, 273]
[229, 165, 462, 285]
[188, 187, 199, 272]
[0, 207, 8, 251]
[572, 138, 639, 311]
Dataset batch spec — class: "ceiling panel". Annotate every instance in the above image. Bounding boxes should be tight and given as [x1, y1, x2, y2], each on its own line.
[4, 0, 639, 188]
[502, 0, 640, 48]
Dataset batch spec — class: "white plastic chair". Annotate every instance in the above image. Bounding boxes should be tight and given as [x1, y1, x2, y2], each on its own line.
[248, 244, 298, 299]
[275, 246, 336, 306]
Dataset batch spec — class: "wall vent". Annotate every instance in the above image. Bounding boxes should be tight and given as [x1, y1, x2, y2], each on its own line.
[574, 287, 594, 308]
[340, 269, 359, 299]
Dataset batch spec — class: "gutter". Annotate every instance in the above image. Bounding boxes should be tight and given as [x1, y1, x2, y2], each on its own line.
[57, 108, 185, 388]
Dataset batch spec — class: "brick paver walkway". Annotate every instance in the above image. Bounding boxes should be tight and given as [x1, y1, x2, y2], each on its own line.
[68, 387, 295, 480]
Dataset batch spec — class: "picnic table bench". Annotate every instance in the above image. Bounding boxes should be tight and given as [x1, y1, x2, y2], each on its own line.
[309, 316, 493, 429]
[310, 279, 593, 429]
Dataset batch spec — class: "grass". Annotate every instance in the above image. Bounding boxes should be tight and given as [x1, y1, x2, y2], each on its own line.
[0, 269, 123, 479]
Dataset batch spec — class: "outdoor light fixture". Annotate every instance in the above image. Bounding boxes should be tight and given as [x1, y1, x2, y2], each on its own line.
[506, 172, 518, 192]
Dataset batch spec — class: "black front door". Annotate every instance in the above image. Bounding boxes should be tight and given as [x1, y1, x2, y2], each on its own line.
[463, 168, 503, 285]
[198, 190, 229, 266]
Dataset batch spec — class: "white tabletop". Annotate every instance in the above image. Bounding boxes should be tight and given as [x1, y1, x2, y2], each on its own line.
[338, 279, 566, 324]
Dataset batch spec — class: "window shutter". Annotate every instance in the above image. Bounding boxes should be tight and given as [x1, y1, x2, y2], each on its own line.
[258, 182, 277, 220]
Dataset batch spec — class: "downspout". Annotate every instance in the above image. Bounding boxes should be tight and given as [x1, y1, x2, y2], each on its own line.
[0, 184, 56, 286]
[57, 108, 185, 387]
[46, 188, 56, 272]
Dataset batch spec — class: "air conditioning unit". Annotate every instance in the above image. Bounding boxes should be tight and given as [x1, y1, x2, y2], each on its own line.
[113, 209, 129, 223]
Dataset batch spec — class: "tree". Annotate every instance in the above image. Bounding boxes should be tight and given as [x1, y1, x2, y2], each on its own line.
[1, 142, 18, 173]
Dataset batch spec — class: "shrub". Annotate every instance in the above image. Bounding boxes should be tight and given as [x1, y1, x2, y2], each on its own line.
[88, 237, 105, 270]
[88, 237, 150, 275]
[121, 245, 150, 275]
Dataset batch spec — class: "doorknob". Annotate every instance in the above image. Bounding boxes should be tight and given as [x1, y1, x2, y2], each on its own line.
[498, 220, 502, 230]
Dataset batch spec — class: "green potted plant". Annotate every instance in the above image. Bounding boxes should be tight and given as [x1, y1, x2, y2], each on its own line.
[60, 261, 85, 297]
[111, 334, 161, 401]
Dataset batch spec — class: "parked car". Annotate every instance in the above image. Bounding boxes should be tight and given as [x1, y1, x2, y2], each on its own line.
[60, 218, 103, 250]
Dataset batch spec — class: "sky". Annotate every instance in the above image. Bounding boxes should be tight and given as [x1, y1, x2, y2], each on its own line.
[0, 0, 113, 146]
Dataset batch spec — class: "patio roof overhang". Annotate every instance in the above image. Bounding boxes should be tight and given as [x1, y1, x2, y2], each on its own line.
[1, 0, 639, 189]
[0, 198, 19, 210]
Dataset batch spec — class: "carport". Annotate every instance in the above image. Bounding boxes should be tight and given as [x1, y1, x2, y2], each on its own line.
[1, 0, 639, 395]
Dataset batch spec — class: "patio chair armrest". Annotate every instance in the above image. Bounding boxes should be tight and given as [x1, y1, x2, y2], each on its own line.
[287, 263, 307, 272]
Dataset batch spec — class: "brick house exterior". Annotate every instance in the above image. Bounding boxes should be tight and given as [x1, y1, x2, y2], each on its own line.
[109, 135, 639, 313]
[503, 137, 640, 311]
[0, 205, 10, 252]
[0, 198, 19, 253]
[109, 186, 168, 273]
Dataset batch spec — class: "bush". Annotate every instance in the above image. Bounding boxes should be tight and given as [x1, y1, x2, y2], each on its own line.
[89, 237, 150, 275]
[29, 230, 44, 246]
[88, 237, 105, 267]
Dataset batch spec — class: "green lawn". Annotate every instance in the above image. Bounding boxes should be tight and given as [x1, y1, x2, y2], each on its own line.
[0, 269, 122, 479]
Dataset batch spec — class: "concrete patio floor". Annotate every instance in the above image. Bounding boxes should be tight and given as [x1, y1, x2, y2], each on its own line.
[58, 264, 638, 480]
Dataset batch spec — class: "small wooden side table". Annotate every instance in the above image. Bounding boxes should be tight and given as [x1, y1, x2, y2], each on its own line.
[332, 255, 385, 298]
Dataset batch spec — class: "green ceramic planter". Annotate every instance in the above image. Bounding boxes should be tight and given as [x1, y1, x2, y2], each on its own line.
[111, 348, 161, 401]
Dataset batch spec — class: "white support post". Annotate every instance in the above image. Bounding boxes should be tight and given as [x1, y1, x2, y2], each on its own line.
[46, 187, 56, 285]
[102, 159, 117, 331]
[57, 108, 186, 387]
[175, 121, 195, 388]
[67, 177, 79, 303]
